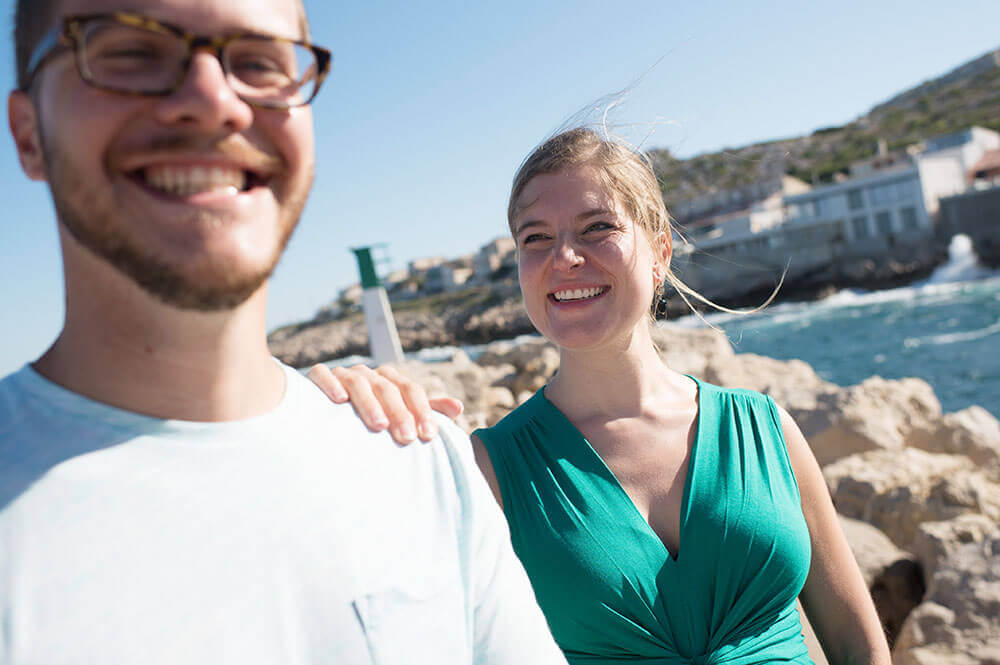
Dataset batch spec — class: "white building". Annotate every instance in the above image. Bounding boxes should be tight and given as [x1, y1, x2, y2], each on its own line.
[672, 126, 1000, 300]
[441, 265, 474, 292]
[473, 236, 516, 280]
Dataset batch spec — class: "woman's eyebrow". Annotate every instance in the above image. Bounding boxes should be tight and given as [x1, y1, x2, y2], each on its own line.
[577, 207, 615, 220]
[514, 219, 544, 235]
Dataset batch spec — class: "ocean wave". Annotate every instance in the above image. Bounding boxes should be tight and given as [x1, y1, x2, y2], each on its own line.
[904, 318, 1000, 348]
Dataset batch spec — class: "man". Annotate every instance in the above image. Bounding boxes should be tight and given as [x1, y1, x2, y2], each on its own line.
[0, 0, 565, 662]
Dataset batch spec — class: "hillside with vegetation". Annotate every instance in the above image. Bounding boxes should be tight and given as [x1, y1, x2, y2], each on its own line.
[650, 49, 1000, 220]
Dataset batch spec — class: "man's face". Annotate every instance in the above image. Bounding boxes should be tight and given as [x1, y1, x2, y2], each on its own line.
[22, 0, 315, 310]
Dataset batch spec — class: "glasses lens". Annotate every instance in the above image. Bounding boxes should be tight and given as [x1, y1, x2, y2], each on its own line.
[79, 19, 184, 93]
[225, 38, 319, 107]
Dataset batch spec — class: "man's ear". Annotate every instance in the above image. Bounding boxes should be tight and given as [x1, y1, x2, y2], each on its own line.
[9, 90, 47, 181]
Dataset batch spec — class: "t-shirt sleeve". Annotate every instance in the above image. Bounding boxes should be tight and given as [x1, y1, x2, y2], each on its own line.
[435, 416, 567, 665]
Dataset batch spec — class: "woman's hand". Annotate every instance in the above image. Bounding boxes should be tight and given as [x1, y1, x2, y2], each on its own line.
[308, 363, 464, 445]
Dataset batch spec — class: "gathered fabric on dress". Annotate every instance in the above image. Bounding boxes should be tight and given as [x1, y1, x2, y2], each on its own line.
[474, 377, 814, 665]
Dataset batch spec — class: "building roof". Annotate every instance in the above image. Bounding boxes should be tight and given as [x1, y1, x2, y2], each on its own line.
[970, 148, 1000, 176]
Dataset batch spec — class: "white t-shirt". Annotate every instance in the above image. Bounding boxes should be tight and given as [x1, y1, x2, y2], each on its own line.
[0, 363, 565, 665]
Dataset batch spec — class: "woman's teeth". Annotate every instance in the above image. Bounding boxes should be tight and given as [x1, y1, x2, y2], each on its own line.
[552, 287, 606, 302]
[143, 165, 247, 196]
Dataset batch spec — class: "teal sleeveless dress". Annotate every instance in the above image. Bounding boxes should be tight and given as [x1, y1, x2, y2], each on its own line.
[473, 377, 814, 665]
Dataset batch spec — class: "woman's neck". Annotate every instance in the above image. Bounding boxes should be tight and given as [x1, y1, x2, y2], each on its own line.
[545, 325, 693, 422]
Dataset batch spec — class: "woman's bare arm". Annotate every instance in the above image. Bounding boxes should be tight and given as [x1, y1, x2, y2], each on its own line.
[471, 434, 504, 509]
[779, 406, 892, 665]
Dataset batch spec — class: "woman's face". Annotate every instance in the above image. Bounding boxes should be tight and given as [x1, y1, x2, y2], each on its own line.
[512, 165, 667, 352]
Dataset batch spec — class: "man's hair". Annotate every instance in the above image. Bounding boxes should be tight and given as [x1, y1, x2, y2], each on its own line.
[13, 0, 311, 91]
[13, 0, 57, 90]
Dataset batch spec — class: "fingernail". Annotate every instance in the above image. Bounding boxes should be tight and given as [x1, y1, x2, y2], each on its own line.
[396, 423, 417, 442]
[333, 389, 348, 402]
[372, 417, 389, 430]
[418, 421, 437, 440]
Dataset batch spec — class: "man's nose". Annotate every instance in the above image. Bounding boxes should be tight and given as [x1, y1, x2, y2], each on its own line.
[152, 50, 255, 132]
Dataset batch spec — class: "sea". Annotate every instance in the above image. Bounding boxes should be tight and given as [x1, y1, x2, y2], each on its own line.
[670, 234, 1000, 418]
[330, 235, 1000, 419]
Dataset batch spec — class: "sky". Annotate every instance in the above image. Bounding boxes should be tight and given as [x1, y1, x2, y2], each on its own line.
[2, 0, 1000, 375]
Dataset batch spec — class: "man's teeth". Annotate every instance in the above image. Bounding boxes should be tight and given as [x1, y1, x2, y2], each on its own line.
[553, 287, 605, 302]
[143, 166, 246, 196]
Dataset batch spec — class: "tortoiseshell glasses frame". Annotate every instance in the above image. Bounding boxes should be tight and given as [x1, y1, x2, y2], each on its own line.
[22, 12, 332, 109]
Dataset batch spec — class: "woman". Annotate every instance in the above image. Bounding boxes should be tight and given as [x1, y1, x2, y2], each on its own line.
[311, 128, 891, 664]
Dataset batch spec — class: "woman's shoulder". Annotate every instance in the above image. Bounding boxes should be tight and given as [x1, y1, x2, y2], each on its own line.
[472, 387, 548, 443]
[689, 375, 780, 418]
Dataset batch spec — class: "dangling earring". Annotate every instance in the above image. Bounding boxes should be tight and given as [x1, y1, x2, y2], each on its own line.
[653, 281, 666, 317]
[652, 268, 666, 317]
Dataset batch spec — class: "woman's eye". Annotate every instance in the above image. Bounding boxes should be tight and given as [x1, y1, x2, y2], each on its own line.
[584, 222, 614, 233]
[521, 233, 547, 245]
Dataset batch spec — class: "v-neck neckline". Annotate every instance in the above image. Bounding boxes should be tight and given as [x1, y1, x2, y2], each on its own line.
[536, 375, 703, 564]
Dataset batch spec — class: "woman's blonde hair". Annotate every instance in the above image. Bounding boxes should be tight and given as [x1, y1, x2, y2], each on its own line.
[508, 127, 773, 318]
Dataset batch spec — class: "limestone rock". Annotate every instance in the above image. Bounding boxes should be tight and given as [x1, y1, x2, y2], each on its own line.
[911, 514, 999, 579]
[477, 338, 559, 398]
[909, 406, 1000, 466]
[650, 325, 736, 378]
[476, 336, 554, 369]
[839, 516, 924, 647]
[839, 515, 914, 587]
[458, 299, 537, 343]
[703, 352, 837, 416]
[394, 358, 493, 432]
[823, 449, 1000, 549]
[797, 377, 943, 467]
[893, 529, 1000, 664]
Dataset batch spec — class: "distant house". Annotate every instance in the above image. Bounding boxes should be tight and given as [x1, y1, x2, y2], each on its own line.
[672, 126, 1000, 300]
[408, 256, 446, 273]
[442, 265, 475, 292]
[968, 148, 1000, 185]
[338, 283, 362, 306]
[473, 236, 516, 282]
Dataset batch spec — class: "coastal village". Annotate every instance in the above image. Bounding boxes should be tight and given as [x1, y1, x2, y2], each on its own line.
[325, 122, 1000, 315]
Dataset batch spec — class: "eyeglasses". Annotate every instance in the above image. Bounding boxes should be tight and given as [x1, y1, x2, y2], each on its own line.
[22, 12, 332, 109]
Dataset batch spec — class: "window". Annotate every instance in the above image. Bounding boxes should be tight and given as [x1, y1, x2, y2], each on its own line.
[896, 179, 917, 200]
[900, 207, 919, 230]
[847, 189, 865, 210]
[869, 185, 891, 206]
[875, 211, 893, 235]
[851, 215, 870, 238]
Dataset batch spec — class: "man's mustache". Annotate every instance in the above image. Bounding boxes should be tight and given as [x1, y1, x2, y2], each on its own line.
[118, 134, 286, 175]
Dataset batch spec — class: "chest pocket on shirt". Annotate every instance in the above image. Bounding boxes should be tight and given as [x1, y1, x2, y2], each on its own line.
[353, 572, 467, 665]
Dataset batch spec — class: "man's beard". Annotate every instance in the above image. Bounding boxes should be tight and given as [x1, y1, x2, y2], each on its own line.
[41, 137, 309, 312]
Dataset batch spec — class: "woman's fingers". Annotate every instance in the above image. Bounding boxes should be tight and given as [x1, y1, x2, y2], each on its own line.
[307, 364, 348, 402]
[375, 365, 439, 442]
[337, 364, 419, 442]
[307, 363, 464, 445]
[429, 396, 464, 420]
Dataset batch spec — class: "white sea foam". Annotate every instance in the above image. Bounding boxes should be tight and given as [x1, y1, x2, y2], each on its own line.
[905, 317, 1000, 347]
[673, 236, 1000, 332]
[923, 234, 997, 285]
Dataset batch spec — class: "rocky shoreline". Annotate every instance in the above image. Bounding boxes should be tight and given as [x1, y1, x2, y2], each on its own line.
[285, 325, 1000, 663]
[267, 251, 946, 369]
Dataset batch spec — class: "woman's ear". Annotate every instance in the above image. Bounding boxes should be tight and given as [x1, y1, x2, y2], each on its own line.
[8, 91, 47, 182]
[654, 231, 671, 281]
